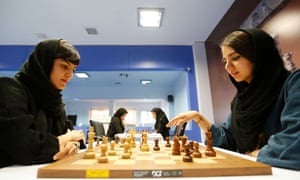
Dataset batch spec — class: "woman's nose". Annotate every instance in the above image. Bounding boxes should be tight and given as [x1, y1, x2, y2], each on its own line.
[225, 61, 232, 72]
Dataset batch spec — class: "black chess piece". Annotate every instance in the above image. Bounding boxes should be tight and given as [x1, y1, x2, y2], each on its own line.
[192, 142, 202, 158]
[165, 136, 171, 148]
[153, 139, 160, 151]
[205, 131, 216, 157]
[172, 136, 181, 155]
[183, 143, 193, 162]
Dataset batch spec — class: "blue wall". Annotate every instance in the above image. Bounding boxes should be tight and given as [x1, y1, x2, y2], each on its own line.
[0, 45, 200, 141]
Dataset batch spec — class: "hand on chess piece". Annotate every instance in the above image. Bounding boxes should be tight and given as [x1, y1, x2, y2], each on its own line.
[58, 129, 85, 145]
[53, 141, 80, 160]
[166, 111, 212, 133]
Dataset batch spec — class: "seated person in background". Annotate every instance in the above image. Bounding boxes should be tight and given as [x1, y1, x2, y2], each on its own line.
[151, 107, 170, 140]
[106, 108, 128, 141]
[0, 39, 85, 168]
[167, 28, 300, 170]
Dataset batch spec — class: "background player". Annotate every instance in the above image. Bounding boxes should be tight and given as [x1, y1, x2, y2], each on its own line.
[151, 107, 170, 140]
[106, 108, 128, 141]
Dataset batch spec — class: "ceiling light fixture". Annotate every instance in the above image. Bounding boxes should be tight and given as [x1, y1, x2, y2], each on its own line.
[75, 72, 90, 78]
[140, 79, 152, 85]
[85, 27, 98, 35]
[137, 8, 164, 27]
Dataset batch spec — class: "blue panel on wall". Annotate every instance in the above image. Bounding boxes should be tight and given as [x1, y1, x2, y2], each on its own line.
[75, 46, 129, 71]
[128, 46, 194, 70]
[0, 45, 34, 71]
[0, 45, 194, 72]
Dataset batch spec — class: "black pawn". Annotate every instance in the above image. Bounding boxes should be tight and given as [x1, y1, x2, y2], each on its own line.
[165, 136, 171, 148]
[153, 139, 160, 151]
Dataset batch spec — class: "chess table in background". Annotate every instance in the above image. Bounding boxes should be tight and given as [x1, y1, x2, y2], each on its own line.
[115, 132, 164, 143]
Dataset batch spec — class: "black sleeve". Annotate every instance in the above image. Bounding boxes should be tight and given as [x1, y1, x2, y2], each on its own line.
[111, 117, 124, 133]
[0, 78, 59, 166]
[158, 117, 169, 132]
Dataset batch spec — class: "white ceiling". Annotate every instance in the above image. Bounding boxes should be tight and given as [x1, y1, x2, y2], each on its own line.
[0, 0, 234, 45]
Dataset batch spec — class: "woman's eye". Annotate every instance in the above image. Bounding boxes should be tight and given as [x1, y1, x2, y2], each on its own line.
[232, 55, 240, 61]
[61, 64, 68, 69]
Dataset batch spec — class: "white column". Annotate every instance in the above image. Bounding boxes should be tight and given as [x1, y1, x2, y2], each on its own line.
[192, 42, 215, 142]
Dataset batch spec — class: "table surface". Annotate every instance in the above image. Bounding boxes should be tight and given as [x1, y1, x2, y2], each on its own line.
[1, 145, 299, 179]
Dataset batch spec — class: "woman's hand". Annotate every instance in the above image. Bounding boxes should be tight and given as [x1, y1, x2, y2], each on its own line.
[53, 141, 80, 161]
[67, 129, 85, 142]
[166, 111, 212, 132]
[58, 129, 85, 145]
[246, 149, 260, 158]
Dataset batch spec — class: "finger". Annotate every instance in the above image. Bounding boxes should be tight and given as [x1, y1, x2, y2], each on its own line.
[167, 118, 183, 127]
[53, 149, 67, 160]
[53, 143, 78, 160]
[166, 119, 180, 127]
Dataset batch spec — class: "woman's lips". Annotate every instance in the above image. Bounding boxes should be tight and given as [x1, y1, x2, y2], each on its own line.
[61, 79, 68, 84]
[231, 71, 239, 77]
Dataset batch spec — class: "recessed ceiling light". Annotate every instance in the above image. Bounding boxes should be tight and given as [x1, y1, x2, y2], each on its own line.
[140, 79, 152, 85]
[75, 72, 89, 78]
[85, 27, 98, 35]
[137, 8, 164, 27]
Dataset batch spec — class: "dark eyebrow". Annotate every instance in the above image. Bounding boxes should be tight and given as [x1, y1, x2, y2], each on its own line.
[221, 52, 239, 63]
[228, 51, 238, 57]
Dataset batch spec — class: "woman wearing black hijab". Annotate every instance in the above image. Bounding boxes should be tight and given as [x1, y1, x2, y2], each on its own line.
[167, 29, 300, 170]
[151, 107, 170, 140]
[0, 39, 85, 168]
[106, 108, 128, 141]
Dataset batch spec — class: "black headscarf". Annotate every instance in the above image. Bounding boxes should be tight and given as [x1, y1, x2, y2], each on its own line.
[228, 29, 289, 153]
[15, 40, 63, 115]
[151, 107, 170, 131]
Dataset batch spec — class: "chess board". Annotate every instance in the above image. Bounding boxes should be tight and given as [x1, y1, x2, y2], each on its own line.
[37, 143, 272, 178]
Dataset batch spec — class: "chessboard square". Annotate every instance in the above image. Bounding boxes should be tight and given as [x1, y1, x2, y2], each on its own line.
[137, 151, 152, 155]
[212, 155, 226, 159]
[135, 156, 154, 160]
[153, 153, 169, 157]
[193, 158, 217, 164]
[171, 156, 182, 161]
[113, 159, 135, 165]
[108, 156, 119, 161]
[72, 159, 96, 165]
[155, 159, 176, 165]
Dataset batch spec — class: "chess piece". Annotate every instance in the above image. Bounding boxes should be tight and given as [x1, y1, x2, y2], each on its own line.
[102, 136, 108, 145]
[189, 141, 194, 151]
[180, 135, 187, 152]
[114, 135, 119, 144]
[205, 131, 216, 157]
[172, 136, 181, 155]
[153, 139, 160, 151]
[192, 142, 202, 158]
[97, 144, 108, 163]
[120, 138, 125, 148]
[130, 133, 136, 148]
[108, 141, 117, 156]
[165, 136, 171, 148]
[121, 143, 131, 159]
[183, 143, 193, 162]
[84, 126, 96, 159]
[140, 131, 150, 152]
